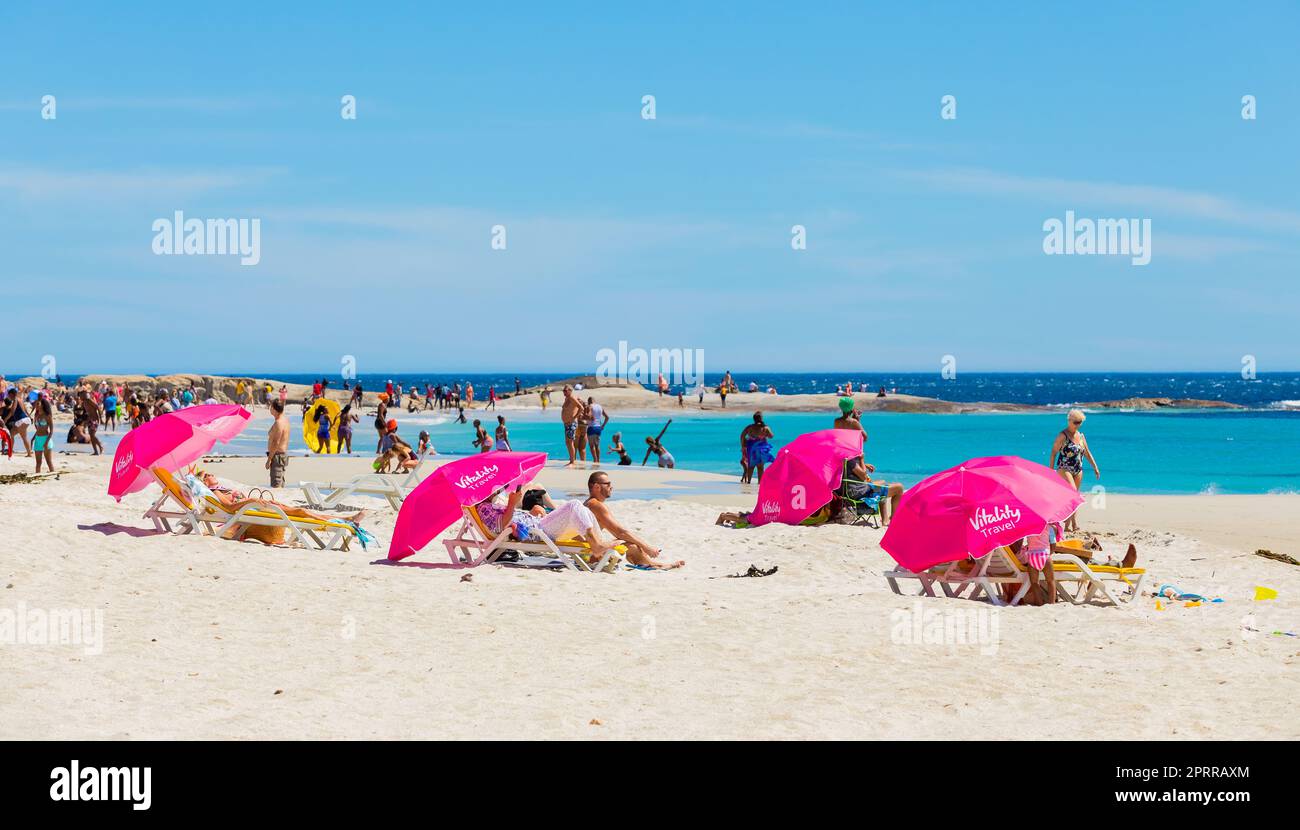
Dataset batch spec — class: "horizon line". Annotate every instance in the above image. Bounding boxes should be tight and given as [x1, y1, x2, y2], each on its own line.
[5, 368, 1299, 377]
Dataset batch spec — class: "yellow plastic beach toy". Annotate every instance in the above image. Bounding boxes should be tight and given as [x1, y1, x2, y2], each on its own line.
[1254, 586, 1279, 601]
[303, 398, 341, 453]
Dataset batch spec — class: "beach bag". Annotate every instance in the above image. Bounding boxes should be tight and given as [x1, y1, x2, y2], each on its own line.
[224, 523, 289, 546]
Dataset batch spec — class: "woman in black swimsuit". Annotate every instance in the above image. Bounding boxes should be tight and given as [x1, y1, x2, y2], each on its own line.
[1050, 409, 1101, 533]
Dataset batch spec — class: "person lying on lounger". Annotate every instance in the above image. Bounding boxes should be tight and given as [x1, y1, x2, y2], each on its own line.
[189, 468, 369, 525]
[1057, 536, 1138, 568]
[714, 502, 834, 528]
[475, 485, 623, 562]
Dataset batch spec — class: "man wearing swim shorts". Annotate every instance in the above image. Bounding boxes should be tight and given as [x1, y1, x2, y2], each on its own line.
[584, 472, 684, 569]
[585, 397, 609, 464]
[561, 385, 582, 467]
[266, 399, 290, 487]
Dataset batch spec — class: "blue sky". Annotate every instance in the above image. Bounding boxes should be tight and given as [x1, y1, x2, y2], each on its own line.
[1, 1, 1298, 375]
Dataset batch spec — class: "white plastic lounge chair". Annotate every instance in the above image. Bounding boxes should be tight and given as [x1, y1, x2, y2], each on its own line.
[441, 504, 626, 573]
[886, 545, 1145, 607]
[143, 467, 216, 535]
[207, 500, 358, 551]
[146, 467, 360, 551]
[1000, 544, 1145, 606]
[886, 548, 1031, 607]
[299, 451, 431, 510]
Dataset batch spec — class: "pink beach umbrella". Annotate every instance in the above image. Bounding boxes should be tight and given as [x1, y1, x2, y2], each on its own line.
[746, 429, 864, 527]
[388, 451, 548, 561]
[107, 404, 252, 500]
[880, 455, 1084, 572]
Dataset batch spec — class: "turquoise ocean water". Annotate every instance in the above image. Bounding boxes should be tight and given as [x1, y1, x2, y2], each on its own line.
[40, 371, 1299, 495]
[132, 407, 1299, 496]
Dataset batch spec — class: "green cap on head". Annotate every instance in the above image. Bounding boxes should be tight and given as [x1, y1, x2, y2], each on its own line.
[838, 396, 855, 414]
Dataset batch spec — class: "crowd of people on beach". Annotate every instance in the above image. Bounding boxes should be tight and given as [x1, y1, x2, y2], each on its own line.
[3, 371, 1107, 590]
[220, 385, 1109, 581]
[2, 374, 1103, 524]
[0, 375, 238, 473]
[552, 384, 671, 468]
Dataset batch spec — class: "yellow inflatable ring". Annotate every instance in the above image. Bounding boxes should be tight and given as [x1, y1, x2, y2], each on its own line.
[303, 398, 341, 453]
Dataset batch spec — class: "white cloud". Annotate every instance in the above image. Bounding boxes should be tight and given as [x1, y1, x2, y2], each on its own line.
[0, 166, 279, 200]
[1155, 234, 1279, 260]
[0, 96, 264, 113]
[664, 114, 941, 151]
[894, 167, 1300, 234]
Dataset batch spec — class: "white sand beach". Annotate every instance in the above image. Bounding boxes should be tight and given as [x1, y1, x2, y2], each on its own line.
[2, 451, 1297, 740]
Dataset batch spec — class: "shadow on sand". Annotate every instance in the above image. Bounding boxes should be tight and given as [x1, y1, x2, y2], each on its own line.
[78, 522, 167, 539]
